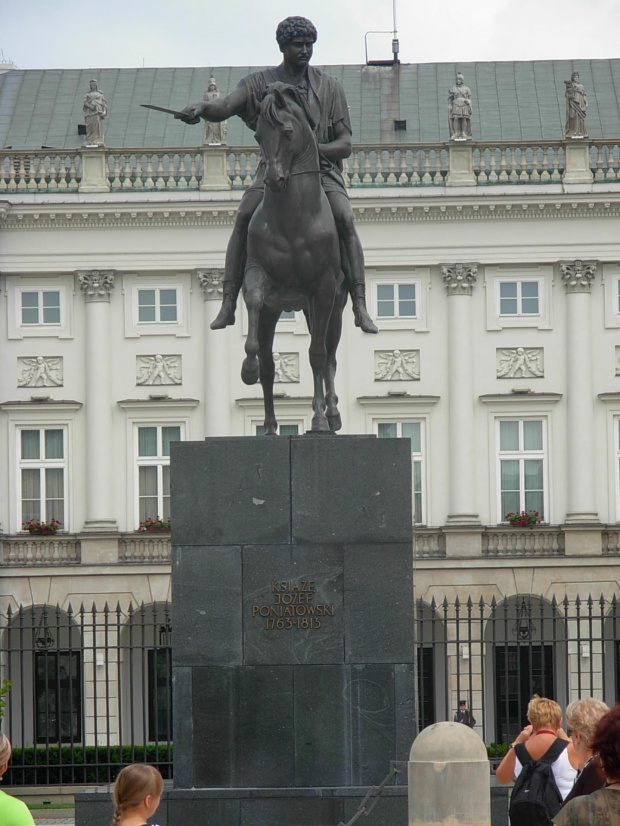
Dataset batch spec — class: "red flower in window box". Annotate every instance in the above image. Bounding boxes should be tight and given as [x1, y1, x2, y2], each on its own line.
[138, 517, 171, 532]
[23, 518, 61, 535]
[504, 510, 541, 529]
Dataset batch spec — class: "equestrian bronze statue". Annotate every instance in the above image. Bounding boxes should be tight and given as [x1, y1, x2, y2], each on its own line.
[176, 15, 377, 433]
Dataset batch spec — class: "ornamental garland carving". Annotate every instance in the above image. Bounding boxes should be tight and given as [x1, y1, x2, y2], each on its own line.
[560, 260, 597, 293]
[77, 269, 115, 301]
[17, 356, 63, 387]
[441, 263, 478, 295]
[196, 268, 224, 300]
[136, 355, 182, 385]
[273, 353, 299, 383]
[496, 348, 544, 379]
[374, 350, 420, 381]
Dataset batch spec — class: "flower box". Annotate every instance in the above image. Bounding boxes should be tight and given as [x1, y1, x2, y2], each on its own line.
[138, 517, 171, 533]
[23, 518, 62, 536]
[504, 510, 542, 529]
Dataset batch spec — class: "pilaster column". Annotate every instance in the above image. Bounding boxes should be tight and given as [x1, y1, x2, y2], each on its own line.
[197, 269, 231, 436]
[442, 264, 480, 525]
[560, 260, 599, 524]
[77, 270, 118, 532]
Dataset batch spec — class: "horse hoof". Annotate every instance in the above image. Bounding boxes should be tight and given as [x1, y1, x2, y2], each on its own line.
[311, 415, 330, 432]
[265, 425, 278, 436]
[327, 413, 342, 432]
[241, 356, 259, 385]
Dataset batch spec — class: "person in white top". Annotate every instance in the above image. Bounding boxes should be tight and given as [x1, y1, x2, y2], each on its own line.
[496, 695, 579, 798]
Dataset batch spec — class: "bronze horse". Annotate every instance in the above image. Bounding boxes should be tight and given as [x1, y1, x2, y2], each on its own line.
[241, 82, 347, 434]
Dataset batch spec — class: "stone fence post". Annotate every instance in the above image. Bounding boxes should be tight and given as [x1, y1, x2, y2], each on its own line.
[409, 721, 491, 826]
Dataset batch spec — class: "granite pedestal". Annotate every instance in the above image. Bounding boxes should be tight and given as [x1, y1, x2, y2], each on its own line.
[167, 435, 414, 825]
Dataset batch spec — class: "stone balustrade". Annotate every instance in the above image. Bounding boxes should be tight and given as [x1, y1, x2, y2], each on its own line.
[1, 536, 81, 565]
[119, 534, 171, 563]
[3, 138, 619, 194]
[482, 527, 565, 556]
[602, 530, 620, 554]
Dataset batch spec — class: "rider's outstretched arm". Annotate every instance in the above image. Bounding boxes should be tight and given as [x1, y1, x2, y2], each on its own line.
[176, 85, 248, 124]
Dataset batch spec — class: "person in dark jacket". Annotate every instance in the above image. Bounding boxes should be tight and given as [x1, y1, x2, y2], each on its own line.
[454, 699, 476, 727]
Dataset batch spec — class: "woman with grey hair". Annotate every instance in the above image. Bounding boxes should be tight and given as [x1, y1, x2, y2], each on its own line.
[0, 732, 35, 825]
[560, 697, 609, 807]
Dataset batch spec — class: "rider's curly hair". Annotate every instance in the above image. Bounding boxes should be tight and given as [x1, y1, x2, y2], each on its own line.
[275, 16, 317, 49]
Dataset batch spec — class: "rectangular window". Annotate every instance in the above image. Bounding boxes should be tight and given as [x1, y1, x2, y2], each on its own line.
[138, 289, 178, 324]
[137, 425, 181, 524]
[498, 419, 545, 521]
[19, 428, 65, 528]
[499, 281, 539, 316]
[256, 423, 300, 436]
[377, 421, 424, 524]
[21, 290, 61, 326]
[376, 283, 416, 319]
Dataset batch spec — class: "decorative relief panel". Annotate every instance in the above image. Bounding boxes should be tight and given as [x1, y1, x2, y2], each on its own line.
[273, 353, 299, 383]
[17, 356, 63, 387]
[374, 349, 420, 381]
[496, 348, 544, 379]
[136, 355, 182, 385]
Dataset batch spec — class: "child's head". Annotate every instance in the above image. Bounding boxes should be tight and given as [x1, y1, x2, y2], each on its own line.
[0, 732, 12, 770]
[112, 764, 163, 826]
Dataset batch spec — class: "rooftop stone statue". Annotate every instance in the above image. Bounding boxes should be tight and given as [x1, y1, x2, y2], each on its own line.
[448, 73, 472, 140]
[565, 72, 588, 138]
[83, 79, 107, 146]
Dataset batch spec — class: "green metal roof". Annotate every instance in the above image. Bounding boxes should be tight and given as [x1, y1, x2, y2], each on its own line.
[1, 59, 619, 150]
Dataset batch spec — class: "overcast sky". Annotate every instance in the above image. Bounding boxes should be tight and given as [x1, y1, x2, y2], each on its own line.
[2, 0, 619, 70]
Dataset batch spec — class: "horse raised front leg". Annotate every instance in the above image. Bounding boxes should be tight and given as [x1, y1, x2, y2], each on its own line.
[241, 264, 268, 385]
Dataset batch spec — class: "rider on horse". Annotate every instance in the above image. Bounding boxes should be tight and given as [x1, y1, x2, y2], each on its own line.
[176, 15, 378, 335]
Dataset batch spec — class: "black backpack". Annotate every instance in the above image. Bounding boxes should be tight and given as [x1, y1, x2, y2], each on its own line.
[509, 738, 569, 826]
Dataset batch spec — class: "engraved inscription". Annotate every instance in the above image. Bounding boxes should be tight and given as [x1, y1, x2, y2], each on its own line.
[251, 579, 335, 630]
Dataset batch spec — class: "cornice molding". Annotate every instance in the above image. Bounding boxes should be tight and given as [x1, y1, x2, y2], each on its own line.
[4, 196, 620, 229]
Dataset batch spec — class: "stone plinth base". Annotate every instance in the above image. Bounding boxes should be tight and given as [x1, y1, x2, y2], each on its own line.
[75, 784, 407, 826]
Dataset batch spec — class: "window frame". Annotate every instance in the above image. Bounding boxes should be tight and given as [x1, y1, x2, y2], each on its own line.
[123, 273, 191, 338]
[495, 417, 548, 524]
[369, 269, 430, 332]
[603, 265, 620, 329]
[18, 426, 67, 530]
[134, 423, 184, 528]
[7, 276, 75, 340]
[375, 418, 427, 525]
[497, 280, 540, 318]
[485, 266, 552, 331]
[0, 401, 80, 534]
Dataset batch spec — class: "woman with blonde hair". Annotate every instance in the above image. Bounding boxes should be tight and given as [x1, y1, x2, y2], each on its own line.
[561, 697, 609, 806]
[111, 764, 163, 826]
[496, 696, 579, 824]
[0, 732, 35, 826]
[555, 703, 620, 826]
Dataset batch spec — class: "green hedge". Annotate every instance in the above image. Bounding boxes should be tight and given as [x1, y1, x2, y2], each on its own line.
[6, 744, 172, 786]
[486, 742, 509, 760]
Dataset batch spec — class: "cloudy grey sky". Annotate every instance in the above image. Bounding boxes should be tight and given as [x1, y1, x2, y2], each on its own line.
[2, 0, 619, 70]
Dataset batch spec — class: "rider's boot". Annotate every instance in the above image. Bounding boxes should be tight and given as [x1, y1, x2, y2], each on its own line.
[210, 277, 242, 330]
[352, 283, 378, 334]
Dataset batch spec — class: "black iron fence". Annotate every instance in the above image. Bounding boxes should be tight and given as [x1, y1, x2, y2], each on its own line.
[0, 602, 172, 785]
[1, 594, 618, 784]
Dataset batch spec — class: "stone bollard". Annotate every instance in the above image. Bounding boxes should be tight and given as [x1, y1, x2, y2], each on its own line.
[409, 721, 491, 826]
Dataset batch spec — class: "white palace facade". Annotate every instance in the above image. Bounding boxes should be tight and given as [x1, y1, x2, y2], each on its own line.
[1, 58, 620, 750]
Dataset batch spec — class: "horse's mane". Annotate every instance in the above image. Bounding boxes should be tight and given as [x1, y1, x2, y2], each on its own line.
[260, 82, 317, 132]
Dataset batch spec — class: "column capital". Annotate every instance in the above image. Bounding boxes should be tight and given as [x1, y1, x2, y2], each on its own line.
[196, 268, 224, 300]
[441, 263, 478, 295]
[560, 260, 597, 294]
[77, 269, 115, 302]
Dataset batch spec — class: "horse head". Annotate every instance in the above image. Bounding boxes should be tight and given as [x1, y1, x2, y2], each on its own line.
[257, 82, 317, 192]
